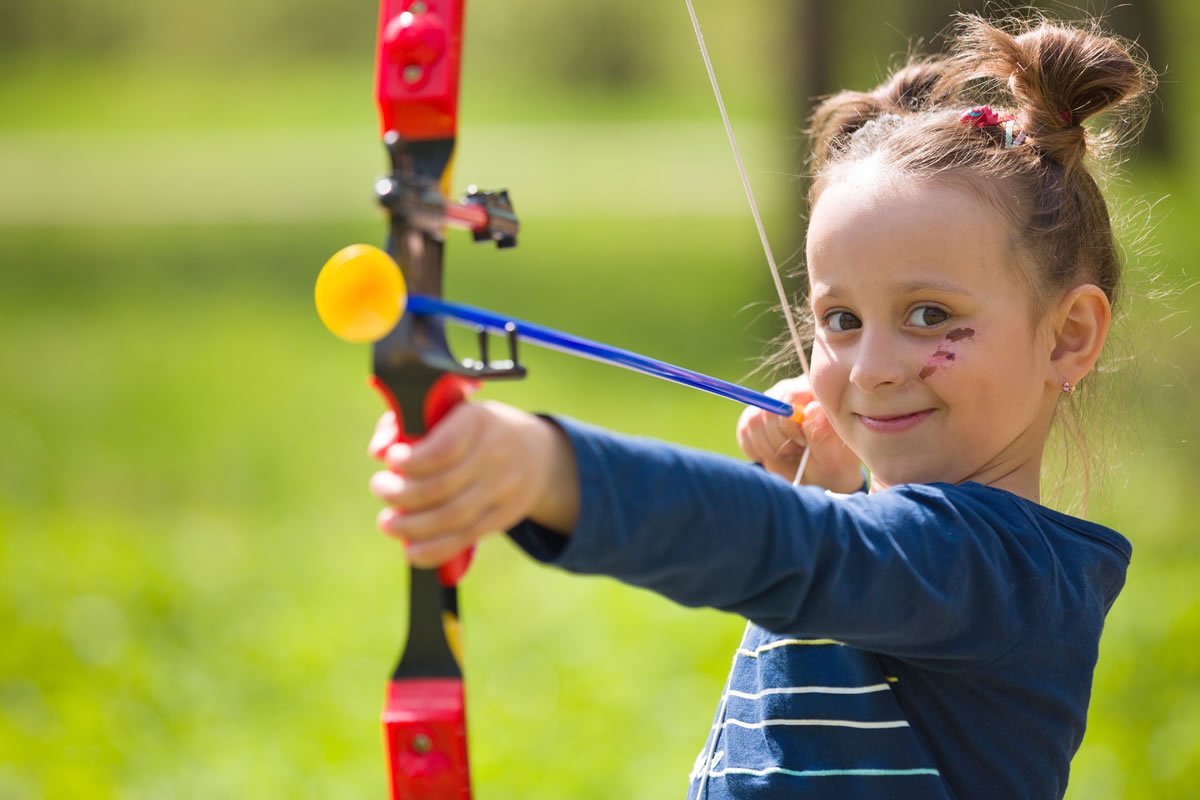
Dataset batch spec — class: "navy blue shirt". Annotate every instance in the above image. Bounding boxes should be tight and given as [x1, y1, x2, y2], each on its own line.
[509, 418, 1131, 800]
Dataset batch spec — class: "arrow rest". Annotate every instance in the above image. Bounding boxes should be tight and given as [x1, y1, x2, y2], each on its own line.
[378, 132, 520, 252]
[373, 131, 527, 385]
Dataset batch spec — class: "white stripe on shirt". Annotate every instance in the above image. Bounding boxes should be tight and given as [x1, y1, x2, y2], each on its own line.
[708, 765, 941, 778]
[719, 717, 910, 731]
[727, 683, 891, 701]
[736, 638, 843, 658]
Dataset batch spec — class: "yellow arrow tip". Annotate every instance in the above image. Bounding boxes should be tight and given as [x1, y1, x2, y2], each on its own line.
[315, 244, 407, 343]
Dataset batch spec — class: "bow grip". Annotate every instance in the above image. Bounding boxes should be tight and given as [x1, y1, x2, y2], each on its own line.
[371, 372, 480, 587]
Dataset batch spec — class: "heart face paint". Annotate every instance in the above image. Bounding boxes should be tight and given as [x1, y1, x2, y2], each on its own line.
[920, 327, 975, 379]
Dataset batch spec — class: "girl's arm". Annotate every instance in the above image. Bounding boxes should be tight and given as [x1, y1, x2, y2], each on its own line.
[509, 415, 1078, 667]
[369, 402, 1124, 667]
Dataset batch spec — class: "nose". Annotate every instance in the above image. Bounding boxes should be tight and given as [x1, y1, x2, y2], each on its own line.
[847, 328, 908, 392]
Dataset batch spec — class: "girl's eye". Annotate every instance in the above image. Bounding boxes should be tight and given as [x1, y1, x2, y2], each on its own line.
[906, 305, 949, 328]
[825, 310, 861, 332]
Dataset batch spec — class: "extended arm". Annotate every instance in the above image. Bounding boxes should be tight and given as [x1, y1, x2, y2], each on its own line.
[508, 416, 1056, 667]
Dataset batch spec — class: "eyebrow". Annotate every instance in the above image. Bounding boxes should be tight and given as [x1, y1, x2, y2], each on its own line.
[894, 278, 973, 295]
[815, 277, 973, 298]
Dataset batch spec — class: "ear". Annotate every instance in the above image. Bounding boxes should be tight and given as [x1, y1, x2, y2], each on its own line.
[1048, 284, 1111, 386]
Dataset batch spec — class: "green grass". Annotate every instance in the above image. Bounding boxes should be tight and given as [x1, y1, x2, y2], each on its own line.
[2, 197, 1198, 797]
[2, 62, 1200, 800]
[0, 216, 784, 799]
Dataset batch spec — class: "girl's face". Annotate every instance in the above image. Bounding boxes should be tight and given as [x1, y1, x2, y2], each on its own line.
[806, 164, 1060, 497]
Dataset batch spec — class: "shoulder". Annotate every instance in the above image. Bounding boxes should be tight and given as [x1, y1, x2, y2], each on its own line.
[931, 482, 1130, 562]
[837, 481, 1131, 585]
[858, 482, 1128, 551]
[889, 482, 1132, 609]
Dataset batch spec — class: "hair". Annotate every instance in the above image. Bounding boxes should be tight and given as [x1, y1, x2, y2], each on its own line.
[793, 12, 1156, 507]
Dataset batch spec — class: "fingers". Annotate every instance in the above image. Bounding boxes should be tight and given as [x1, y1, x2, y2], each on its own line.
[375, 464, 526, 568]
[766, 376, 815, 411]
[369, 411, 399, 459]
[738, 384, 863, 491]
[737, 382, 811, 473]
[381, 403, 480, 477]
[757, 414, 805, 459]
[369, 401, 482, 469]
[370, 448, 476, 514]
[798, 400, 866, 494]
[367, 401, 559, 567]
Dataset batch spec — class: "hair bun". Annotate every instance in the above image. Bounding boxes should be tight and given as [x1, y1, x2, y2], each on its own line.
[949, 15, 1155, 169]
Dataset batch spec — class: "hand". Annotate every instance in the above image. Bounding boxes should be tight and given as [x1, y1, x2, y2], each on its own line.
[368, 402, 579, 568]
[736, 377, 864, 493]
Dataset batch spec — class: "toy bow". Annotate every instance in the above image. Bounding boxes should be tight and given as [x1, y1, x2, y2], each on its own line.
[313, 1, 814, 797]
[362, 1, 510, 797]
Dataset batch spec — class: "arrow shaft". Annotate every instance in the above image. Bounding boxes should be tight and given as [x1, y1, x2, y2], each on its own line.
[406, 294, 795, 418]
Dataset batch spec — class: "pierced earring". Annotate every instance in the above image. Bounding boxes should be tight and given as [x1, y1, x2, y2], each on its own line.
[1061, 381, 1076, 396]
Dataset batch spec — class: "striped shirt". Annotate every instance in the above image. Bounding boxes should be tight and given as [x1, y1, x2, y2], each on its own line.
[510, 418, 1131, 799]
[686, 628, 949, 798]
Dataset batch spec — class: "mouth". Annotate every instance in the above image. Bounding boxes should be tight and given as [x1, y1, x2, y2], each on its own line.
[855, 409, 934, 433]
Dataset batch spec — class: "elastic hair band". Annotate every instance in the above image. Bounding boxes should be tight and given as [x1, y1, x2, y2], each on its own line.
[960, 105, 1026, 148]
[1003, 120, 1026, 149]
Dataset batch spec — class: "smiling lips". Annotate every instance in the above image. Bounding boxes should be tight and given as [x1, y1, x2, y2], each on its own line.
[856, 409, 934, 433]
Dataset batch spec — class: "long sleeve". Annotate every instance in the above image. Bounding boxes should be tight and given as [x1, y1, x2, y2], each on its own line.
[509, 416, 1128, 669]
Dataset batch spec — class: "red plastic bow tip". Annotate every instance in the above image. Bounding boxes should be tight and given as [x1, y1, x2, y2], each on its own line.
[383, 9, 448, 80]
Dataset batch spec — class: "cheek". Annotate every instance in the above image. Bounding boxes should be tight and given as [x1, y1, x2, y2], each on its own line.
[808, 339, 845, 408]
[919, 326, 977, 380]
[919, 345, 958, 380]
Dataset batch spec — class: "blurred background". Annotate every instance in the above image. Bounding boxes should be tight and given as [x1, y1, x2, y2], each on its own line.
[1, 0, 1196, 797]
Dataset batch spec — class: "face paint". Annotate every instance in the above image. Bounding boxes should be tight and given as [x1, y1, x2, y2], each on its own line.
[945, 327, 975, 342]
[921, 329, 974, 379]
[920, 350, 955, 379]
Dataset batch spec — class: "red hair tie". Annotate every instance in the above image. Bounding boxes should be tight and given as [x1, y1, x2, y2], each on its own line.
[960, 105, 1004, 128]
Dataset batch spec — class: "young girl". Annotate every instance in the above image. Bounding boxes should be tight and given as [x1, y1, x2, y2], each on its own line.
[367, 14, 1153, 800]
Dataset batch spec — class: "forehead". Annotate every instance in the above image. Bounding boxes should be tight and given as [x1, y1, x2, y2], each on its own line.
[806, 161, 1015, 293]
